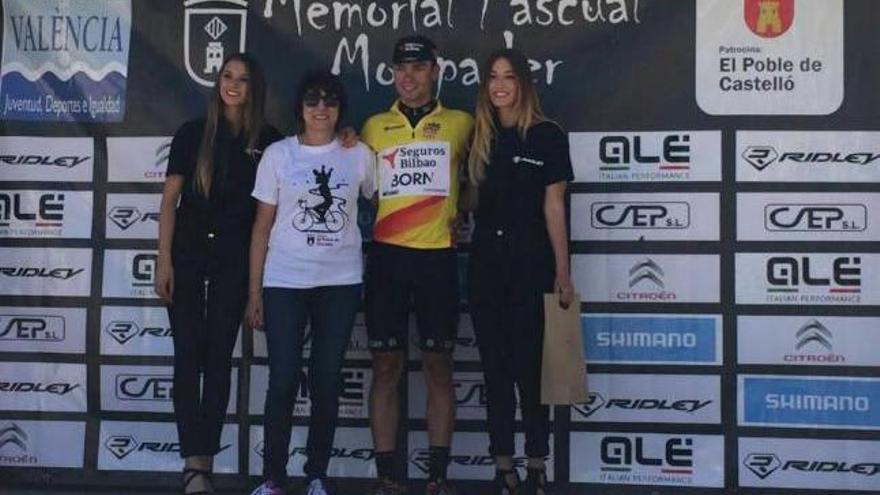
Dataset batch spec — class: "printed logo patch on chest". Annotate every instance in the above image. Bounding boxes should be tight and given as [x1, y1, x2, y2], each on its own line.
[379, 141, 451, 198]
[513, 155, 544, 167]
[422, 122, 441, 139]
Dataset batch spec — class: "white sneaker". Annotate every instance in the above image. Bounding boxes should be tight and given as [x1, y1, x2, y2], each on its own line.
[250, 479, 284, 495]
[306, 477, 330, 495]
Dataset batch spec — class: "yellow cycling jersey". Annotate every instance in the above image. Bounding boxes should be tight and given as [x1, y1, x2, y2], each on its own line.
[361, 100, 474, 249]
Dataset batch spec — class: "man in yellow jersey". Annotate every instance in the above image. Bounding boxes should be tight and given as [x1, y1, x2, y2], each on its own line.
[361, 35, 473, 495]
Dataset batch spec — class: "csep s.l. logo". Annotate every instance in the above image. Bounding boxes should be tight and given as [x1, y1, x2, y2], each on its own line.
[744, 0, 794, 38]
[183, 0, 248, 87]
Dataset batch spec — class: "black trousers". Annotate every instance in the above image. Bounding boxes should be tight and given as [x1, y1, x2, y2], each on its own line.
[168, 252, 247, 457]
[468, 244, 551, 458]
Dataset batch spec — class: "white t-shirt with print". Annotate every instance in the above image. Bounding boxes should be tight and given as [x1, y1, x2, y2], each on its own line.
[252, 136, 376, 288]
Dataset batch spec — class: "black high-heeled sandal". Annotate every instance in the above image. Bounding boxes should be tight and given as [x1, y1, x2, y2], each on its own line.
[182, 467, 213, 494]
[493, 468, 520, 495]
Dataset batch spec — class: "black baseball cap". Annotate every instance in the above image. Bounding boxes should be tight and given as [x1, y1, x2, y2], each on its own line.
[392, 35, 437, 64]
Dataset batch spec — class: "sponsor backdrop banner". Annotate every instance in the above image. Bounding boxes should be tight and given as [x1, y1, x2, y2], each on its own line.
[1, 1, 878, 493]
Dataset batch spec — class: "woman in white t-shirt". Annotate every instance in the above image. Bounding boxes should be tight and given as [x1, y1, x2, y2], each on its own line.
[246, 71, 376, 495]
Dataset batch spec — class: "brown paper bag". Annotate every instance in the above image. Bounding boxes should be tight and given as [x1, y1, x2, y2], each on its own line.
[540, 293, 589, 405]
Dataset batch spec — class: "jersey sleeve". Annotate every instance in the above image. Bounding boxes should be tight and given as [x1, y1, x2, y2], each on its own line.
[165, 120, 200, 178]
[360, 145, 378, 199]
[251, 143, 280, 205]
[531, 122, 574, 186]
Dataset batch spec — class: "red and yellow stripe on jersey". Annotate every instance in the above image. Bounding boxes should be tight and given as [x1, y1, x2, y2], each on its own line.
[361, 101, 473, 249]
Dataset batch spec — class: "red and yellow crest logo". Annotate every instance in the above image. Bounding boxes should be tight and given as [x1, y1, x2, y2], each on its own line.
[744, 0, 794, 38]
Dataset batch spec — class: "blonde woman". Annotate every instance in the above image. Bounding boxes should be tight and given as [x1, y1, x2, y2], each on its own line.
[466, 48, 574, 495]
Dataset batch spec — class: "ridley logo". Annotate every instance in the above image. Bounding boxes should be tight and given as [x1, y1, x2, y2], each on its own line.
[0, 155, 91, 168]
[0, 267, 84, 280]
[183, 0, 248, 87]
[743, 146, 779, 170]
[108, 207, 159, 231]
[104, 435, 138, 460]
[744, 453, 782, 479]
[744, 0, 794, 38]
[0, 423, 28, 452]
[0, 382, 80, 395]
[574, 392, 713, 419]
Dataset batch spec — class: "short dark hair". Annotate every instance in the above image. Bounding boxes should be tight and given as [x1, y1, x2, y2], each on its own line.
[293, 70, 347, 133]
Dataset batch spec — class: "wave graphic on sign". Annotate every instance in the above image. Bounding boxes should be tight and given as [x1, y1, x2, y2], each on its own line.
[1, 61, 128, 81]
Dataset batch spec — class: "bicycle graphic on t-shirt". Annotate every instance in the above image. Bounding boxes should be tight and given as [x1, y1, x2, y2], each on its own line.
[292, 165, 349, 234]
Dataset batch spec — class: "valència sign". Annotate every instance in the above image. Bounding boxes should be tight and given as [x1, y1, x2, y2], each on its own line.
[695, 0, 844, 115]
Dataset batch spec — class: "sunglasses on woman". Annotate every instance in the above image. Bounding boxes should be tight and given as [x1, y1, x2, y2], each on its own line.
[303, 90, 340, 108]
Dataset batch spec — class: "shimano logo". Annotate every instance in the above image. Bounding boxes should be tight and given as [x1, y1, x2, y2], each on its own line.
[597, 331, 697, 349]
[766, 393, 869, 412]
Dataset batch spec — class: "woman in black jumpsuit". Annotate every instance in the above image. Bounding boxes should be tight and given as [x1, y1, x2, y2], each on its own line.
[466, 49, 575, 495]
[155, 53, 281, 494]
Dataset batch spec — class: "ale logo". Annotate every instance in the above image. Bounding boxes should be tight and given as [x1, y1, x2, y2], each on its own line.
[744, 0, 794, 39]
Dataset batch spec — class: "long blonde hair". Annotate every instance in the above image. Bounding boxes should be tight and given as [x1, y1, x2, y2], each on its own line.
[194, 53, 267, 197]
[468, 49, 545, 186]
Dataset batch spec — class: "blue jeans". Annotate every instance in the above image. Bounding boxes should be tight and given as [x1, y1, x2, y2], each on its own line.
[261, 284, 361, 484]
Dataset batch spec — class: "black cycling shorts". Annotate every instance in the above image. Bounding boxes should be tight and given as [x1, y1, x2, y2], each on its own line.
[365, 242, 459, 353]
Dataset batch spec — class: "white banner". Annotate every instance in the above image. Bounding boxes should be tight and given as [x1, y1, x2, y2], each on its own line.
[572, 193, 719, 241]
[100, 365, 237, 414]
[696, 0, 844, 115]
[739, 437, 880, 491]
[98, 421, 238, 472]
[105, 193, 161, 239]
[737, 192, 880, 241]
[574, 254, 720, 303]
[100, 306, 173, 356]
[0, 307, 86, 354]
[0, 420, 85, 468]
[0, 190, 92, 238]
[736, 131, 880, 182]
[569, 131, 721, 183]
[571, 374, 720, 424]
[570, 432, 725, 487]
[249, 365, 370, 419]
[249, 425, 375, 478]
[735, 253, 880, 305]
[738, 315, 880, 367]
[102, 249, 158, 299]
[0, 362, 86, 412]
[106, 137, 172, 182]
[0, 247, 92, 296]
[408, 431, 554, 481]
[0, 136, 94, 182]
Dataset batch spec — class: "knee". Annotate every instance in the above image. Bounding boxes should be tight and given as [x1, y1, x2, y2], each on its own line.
[371, 353, 404, 390]
[423, 353, 453, 389]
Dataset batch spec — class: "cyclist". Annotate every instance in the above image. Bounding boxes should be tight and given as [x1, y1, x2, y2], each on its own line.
[361, 35, 474, 495]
